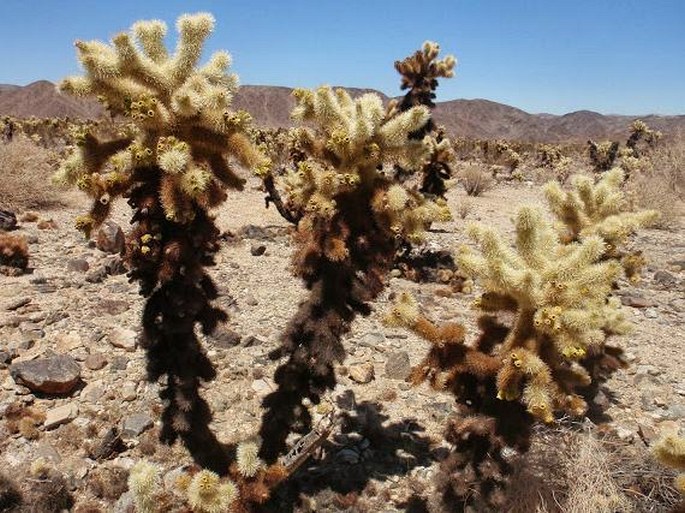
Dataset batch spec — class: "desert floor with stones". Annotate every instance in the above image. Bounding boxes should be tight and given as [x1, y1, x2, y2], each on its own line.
[1, 178, 684, 512]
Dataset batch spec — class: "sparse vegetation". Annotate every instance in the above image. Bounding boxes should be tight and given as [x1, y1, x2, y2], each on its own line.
[0, 135, 65, 210]
[0, 9, 681, 513]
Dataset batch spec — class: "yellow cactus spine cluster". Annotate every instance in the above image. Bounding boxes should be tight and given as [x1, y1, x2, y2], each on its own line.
[186, 469, 239, 513]
[128, 461, 162, 513]
[457, 206, 630, 421]
[543, 167, 659, 281]
[284, 85, 448, 243]
[57, 12, 268, 232]
[653, 435, 685, 493]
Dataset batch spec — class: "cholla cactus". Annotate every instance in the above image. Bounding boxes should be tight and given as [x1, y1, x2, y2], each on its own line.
[626, 119, 661, 157]
[386, 205, 637, 509]
[543, 167, 659, 281]
[128, 461, 162, 513]
[394, 41, 456, 116]
[258, 85, 444, 461]
[186, 470, 238, 513]
[653, 435, 685, 493]
[587, 140, 620, 172]
[57, 13, 267, 472]
[392, 41, 456, 197]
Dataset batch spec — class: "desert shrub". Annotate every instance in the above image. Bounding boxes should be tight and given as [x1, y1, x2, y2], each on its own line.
[458, 162, 493, 196]
[625, 132, 684, 229]
[456, 197, 474, 219]
[0, 135, 65, 210]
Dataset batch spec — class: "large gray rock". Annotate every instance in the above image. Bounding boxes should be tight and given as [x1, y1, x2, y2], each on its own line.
[10, 355, 81, 394]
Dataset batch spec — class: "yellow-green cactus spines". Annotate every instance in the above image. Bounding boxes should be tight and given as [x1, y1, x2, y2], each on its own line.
[58, 12, 268, 232]
[543, 167, 659, 280]
[653, 434, 685, 494]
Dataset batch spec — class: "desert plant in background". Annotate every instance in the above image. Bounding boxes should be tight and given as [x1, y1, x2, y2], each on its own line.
[386, 202, 637, 509]
[56, 12, 272, 478]
[587, 140, 619, 172]
[543, 167, 659, 281]
[392, 41, 456, 198]
[257, 84, 446, 462]
[458, 161, 493, 196]
[0, 135, 65, 211]
[626, 119, 662, 158]
[625, 130, 685, 229]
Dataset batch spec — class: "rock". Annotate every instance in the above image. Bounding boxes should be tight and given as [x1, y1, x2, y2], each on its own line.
[10, 355, 81, 395]
[653, 270, 678, 289]
[250, 378, 274, 395]
[668, 259, 685, 272]
[620, 295, 653, 308]
[85, 353, 107, 371]
[122, 413, 153, 438]
[110, 356, 130, 371]
[637, 422, 658, 445]
[384, 351, 411, 380]
[664, 404, 685, 420]
[67, 258, 89, 273]
[96, 221, 125, 254]
[644, 307, 658, 319]
[104, 255, 127, 275]
[97, 299, 129, 316]
[593, 390, 611, 410]
[210, 327, 242, 348]
[90, 427, 126, 460]
[244, 294, 258, 306]
[240, 335, 263, 348]
[37, 218, 57, 230]
[121, 383, 137, 402]
[85, 266, 108, 283]
[614, 425, 636, 442]
[20, 321, 44, 341]
[4, 297, 30, 311]
[44, 403, 79, 429]
[349, 362, 375, 384]
[108, 328, 137, 352]
[0, 209, 17, 231]
[55, 331, 82, 353]
[250, 243, 267, 256]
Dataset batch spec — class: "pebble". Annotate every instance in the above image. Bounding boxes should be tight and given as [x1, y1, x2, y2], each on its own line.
[250, 243, 267, 256]
[121, 383, 137, 402]
[67, 258, 89, 273]
[108, 328, 137, 352]
[121, 413, 154, 438]
[44, 403, 79, 429]
[349, 362, 375, 384]
[85, 353, 107, 371]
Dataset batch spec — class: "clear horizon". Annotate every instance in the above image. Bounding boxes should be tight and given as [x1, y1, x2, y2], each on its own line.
[0, 0, 683, 116]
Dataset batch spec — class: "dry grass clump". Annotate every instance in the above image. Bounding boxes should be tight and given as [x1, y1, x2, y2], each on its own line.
[626, 131, 684, 229]
[0, 135, 65, 211]
[504, 424, 682, 513]
[458, 162, 494, 196]
[455, 197, 474, 219]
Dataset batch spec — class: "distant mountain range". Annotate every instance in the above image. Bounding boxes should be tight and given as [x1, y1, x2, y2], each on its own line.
[2, 80, 684, 143]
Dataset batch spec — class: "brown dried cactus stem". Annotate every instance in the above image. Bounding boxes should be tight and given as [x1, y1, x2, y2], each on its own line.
[259, 188, 396, 462]
[125, 165, 229, 472]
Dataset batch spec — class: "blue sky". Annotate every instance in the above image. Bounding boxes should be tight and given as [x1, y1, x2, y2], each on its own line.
[0, 0, 683, 115]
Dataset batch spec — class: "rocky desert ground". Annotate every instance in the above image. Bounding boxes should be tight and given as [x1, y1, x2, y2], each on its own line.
[1, 177, 683, 512]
